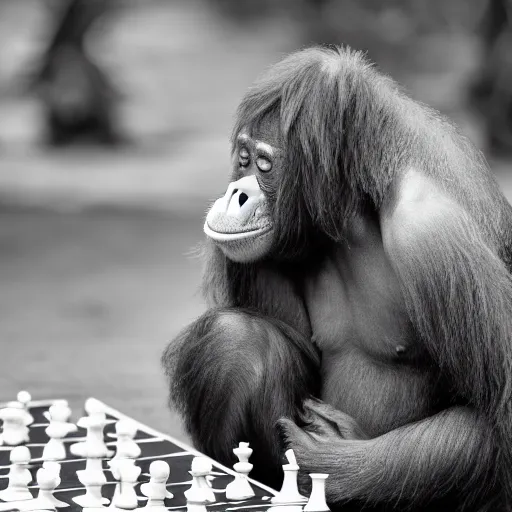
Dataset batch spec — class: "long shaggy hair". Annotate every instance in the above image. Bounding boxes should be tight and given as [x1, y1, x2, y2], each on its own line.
[171, 45, 512, 509]
[225, 45, 512, 506]
[232, 46, 512, 265]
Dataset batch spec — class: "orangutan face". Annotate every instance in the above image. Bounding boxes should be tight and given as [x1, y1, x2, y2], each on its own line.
[204, 123, 283, 263]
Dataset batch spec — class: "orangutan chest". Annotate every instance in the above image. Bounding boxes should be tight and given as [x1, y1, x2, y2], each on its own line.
[303, 243, 420, 362]
[303, 243, 437, 436]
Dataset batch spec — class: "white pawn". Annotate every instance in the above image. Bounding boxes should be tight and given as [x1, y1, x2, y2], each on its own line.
[0, 446, 33, 501]
[54, 399, 70, 411]
[225, 442, 254, 500]
[112, 463, 141, 510]
[0, 406, 30, 446]
[43, 400, 74, 429]
[73, 468, 109, 508]
[192, 457, 215, 503]
[52, 402, 77, 434]
[84, 398, 105, 420]
[71, 414, 112, 459]
[43, 405, 74, 461]
[140, 461, 172, 511]
[76, 398, 107, 431]
[108, 457, 127, 505]
[16, 391, 33, 426]
[304, 474, 330, 512]
[271, 449, 307, 504]
[43, 461, 62, 479]
[112, 420, 141, 460]
[184, 457, 213, 512]
[34, 468, 68, 508]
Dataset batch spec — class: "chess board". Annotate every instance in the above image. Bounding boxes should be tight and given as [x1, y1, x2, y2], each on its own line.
[0, 399, 277, 511]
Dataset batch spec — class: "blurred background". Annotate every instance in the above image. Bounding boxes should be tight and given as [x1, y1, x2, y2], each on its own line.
[1, 0, 511, 441]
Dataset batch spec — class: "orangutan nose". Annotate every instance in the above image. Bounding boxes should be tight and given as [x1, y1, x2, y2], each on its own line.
[223, 175, 263, 218]
[239, 192, 248, 207]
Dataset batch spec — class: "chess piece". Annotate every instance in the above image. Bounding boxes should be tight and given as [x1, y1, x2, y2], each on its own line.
[140, 461, 172, 511]
[71, 412, 112, 487]
[43, 461, 62, 478]
[73, 467, 110, 507]
[85, 398, 105, 418]
[112, 463, 141, 510]
[43, 400, 75, 429]
[16, 391, 33, 426]
[106, 421, 140, 507]
[76, 398, 107, 430]
[54, 399, 71, 412]
[192, 457, 215, 504]
[0, 446, 33, 501]
[52, 402, 77, 432]
[85, 456, 104, 475]
[34, 468, 69, 508]
[185, 457, 214, 512]
[108, 457, 127, 505]
[43, 404, 75, 461]
[71, 414, 112, 459]
[225, 442, 254, 500]
[304, 474, 330, 512]
[112, 420, 141, 460]
[271, 449, 307, 504]
[0, 406, 30, 445]
[54, 403, 77, 434]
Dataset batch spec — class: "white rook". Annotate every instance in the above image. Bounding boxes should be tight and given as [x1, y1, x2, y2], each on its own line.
[304, 474, 330, 512]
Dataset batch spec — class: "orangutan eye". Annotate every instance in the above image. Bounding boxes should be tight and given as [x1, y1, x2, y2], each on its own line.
[256, 156, 272, 172]
[239, 147, 250, 167]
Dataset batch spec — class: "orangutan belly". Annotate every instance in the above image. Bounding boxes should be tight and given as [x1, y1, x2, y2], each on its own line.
[303, 227, 438, 437]
[319, 348, 437, 437]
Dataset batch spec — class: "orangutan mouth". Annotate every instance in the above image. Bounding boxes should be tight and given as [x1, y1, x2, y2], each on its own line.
[203, 220, 273, 242]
